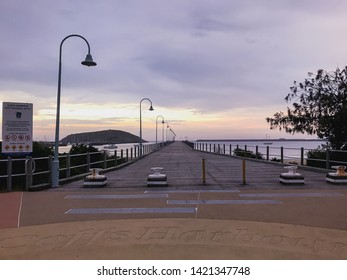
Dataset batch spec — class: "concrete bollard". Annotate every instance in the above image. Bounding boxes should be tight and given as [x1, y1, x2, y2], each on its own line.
[83, 168, 107, 187]
[279, 166, 304, 184]
[147, 167, 167, 187]
[326, 165, 347, 184]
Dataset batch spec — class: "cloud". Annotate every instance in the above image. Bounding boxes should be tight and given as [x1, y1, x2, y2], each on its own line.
[2, 0, 347, 140]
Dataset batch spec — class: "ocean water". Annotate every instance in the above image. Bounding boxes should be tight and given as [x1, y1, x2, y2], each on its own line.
[59, 142, 156, 154]
[59, 139, 326, 161]
[194, 140, 327, 161]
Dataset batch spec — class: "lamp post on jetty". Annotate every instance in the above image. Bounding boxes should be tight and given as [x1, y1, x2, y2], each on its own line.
[139, 98, 154, 158]
[156, 115, 164, 150]
[52, 34, 97, 188]
[170, 128, 176, 142]
[165, 122, 170, 142]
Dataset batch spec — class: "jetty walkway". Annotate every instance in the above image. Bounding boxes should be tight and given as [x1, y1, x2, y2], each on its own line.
[1, 141, 347, 259]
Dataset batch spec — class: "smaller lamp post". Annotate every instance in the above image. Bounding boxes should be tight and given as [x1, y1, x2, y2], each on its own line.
[156, 115, 165, 150]
[139, 98, 154, 157]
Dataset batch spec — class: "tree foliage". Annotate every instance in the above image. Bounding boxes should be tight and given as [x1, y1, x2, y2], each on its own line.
[69, 143, 98, 154]
[266, 67, 347, 149]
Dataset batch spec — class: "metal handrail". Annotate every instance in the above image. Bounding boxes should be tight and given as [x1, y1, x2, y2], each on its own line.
[194, 142, 347, 169]
[1, 142, 161, 191]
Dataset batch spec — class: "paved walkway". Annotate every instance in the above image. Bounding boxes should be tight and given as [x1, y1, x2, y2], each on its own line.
[1, 141, 347, 259]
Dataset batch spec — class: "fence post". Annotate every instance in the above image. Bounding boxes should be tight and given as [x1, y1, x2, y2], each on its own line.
[103, 150, 107, 169]
[230, 144, 232, 155]
[126, 149, 129, 161]
[48, 155, 52, 185]
[66, 154, 71, 178]
[87, 152, 90, 172]
[326, 149, 330, 169]
[7, 156, 12, 192]
[114, 150, 118, 166]
[25, 156, 33, 191]
[266, 146, 269, 161]
[300, 147, 304, 166]
[281, 147, 284, 163]
[121, 150, 124, 163]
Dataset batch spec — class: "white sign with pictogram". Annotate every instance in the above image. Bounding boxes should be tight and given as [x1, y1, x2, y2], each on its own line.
[2, 102, 33, 155]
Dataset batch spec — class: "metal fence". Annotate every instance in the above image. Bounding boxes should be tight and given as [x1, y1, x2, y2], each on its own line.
[0, 142, 161, 192]
[194, 142, 347, 170]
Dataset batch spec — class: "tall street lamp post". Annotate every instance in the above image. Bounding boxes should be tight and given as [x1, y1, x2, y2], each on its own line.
[52, 34, 97, 188]
[139, 98, 154, 157]
[156, 115, 164, 150]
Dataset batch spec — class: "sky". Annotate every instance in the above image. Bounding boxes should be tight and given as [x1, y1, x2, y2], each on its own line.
[1, 0, 347, 142]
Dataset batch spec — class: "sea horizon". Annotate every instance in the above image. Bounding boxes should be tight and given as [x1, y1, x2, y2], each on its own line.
[195, 138, 325, 142]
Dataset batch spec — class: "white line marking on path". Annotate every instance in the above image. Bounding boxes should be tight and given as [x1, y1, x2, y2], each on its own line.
[239, 193, 343, 198]
[65, 207, 197, 214]
[65, 194, 168, 199]
[144, 189, 240, 194]
[167, 199, 282, 205]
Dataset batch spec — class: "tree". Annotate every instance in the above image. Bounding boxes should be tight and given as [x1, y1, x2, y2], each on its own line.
[32, 142, 53, 157]
[266, 67, 347, 150]
[69, 143, 99, 154]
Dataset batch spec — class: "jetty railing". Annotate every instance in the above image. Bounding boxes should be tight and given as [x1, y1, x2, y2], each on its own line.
[0, 142, 160, 192]
[194, 142, 347, 170]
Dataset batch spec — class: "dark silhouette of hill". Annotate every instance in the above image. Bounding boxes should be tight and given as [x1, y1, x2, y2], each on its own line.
[60, 129, 143, 145]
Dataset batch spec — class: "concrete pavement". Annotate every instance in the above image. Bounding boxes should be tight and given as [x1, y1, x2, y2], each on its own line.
[1, 141, 347, 259]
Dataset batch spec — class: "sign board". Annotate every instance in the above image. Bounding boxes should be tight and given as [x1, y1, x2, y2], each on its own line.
[2, 102, 33, 155]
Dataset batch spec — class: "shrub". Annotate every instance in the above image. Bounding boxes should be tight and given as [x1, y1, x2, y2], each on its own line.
[233, 148, 263, 159]
[306, 147, 347, 168]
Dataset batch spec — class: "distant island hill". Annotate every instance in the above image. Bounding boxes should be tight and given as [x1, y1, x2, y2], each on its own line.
[60, 130, 144, 145]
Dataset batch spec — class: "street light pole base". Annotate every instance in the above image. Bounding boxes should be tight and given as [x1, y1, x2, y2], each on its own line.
[51, 160, 60, 188]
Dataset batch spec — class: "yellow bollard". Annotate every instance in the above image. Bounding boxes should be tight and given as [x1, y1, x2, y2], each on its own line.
[242, 158, 246, 185]
[202, 158, 206, 185]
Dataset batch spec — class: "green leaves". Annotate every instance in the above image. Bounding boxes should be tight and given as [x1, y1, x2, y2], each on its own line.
[266, 67, 347, 149]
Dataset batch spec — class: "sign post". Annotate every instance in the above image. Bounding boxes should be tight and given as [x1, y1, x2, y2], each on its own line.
[2, 102, 33, 156]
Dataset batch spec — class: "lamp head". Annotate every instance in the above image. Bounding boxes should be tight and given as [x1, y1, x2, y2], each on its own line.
[81, 54, 97, 67]
[149, 105, 154, 111]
